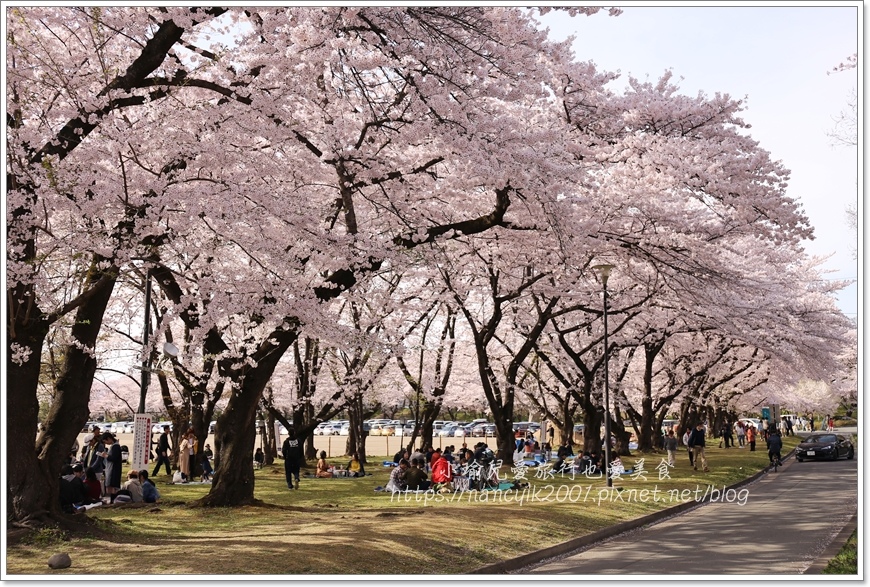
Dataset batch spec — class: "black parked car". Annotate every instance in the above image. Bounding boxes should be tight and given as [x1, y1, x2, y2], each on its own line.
[795, 434, 854, 462]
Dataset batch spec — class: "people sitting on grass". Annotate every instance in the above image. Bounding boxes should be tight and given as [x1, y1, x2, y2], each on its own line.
[409, 446, 426, 467]
[557, 440, 574, 458]
[553, 454, 571, 475]
[316, 451, 333, 478]
[123, 469, 144, 503]
[139, 470, 161, 503]
[429, 447, 443, 469]
[580, 452, 602, 476]
[386, 458, 409, 492]
[405, 458, 431, 490]
[83, 467, 103, 503]
[346, 452, 366, 477]
[59, 464, 90, 513]
[254, 447, 265, 470]
[541, 441, 552, 461]
[608, 456, 636, 477]
[431, 451, 453, 488]
[523, 440, 535, 459]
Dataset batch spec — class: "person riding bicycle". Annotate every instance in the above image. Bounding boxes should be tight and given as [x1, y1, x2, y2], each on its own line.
[767, 428, 783, 466]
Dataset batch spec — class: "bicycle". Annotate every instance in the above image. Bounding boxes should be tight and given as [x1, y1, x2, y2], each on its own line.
[769, 451, 783, 472]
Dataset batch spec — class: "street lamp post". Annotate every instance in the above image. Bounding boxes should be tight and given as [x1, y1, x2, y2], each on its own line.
[137, 270, 153, 414]
[592, 264, 614, 488]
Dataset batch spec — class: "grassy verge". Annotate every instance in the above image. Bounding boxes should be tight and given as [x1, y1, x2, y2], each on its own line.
[822, 529, 858, 574]
[6, 437, 799, 575]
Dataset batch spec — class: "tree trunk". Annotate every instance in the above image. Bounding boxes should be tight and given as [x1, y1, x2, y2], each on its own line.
[8, 259, 116, 526]
[636, 395, 656, 452]
[555, 393, 574, 447]
[290, 408, 319, 463]
[7, 319, 51, 525]
[265, 410, 277, 464]
[582, 407, 603, 455]
[579, 375, 603, 455]
[491, 396, 516, 464]
[198, 329, 298, 507]
[417, 394, 444, 452]
[345, 394, 366, 458]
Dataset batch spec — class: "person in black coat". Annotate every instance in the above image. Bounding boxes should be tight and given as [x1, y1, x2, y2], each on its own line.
[281, 428, 305, 489]
[59, 464, 90, 513]
[152, 425, 173, 477]
[767, 429, 783, 466]
[281, 429, 304, 489]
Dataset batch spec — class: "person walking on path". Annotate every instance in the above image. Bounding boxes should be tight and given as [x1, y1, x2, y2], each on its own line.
[723, 422, 734, 448]
[682, 428, 694, 467]
[663, 430, 678, 467]
[687, 423, 709, 472]
[281, 429, 304, 489]
[152, 425, 173, 477]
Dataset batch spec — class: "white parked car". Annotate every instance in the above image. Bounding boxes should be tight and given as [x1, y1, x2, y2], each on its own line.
[323, 423, 343, 436]
[439, 424, 458, 437]
[151, 421, 172, 434]
[339, 423, 351, 436]
[454, 425, 474, 437]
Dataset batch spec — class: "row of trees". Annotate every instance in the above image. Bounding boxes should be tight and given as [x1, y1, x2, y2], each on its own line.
[7, 7, 854, 527]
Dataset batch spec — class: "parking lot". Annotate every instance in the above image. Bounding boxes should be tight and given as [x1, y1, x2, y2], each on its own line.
[74, 426, 524, 462]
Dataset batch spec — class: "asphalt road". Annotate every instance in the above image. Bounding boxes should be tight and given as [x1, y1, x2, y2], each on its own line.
[526, 451, 858, 575]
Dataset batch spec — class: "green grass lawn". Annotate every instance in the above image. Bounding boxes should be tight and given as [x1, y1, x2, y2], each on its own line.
[6, 437, 800, 575]
[822, 530, 858, 574]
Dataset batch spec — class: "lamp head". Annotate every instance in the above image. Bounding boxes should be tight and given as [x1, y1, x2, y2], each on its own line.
[592, 264, 615, 285]
[163, 342, 180, 358]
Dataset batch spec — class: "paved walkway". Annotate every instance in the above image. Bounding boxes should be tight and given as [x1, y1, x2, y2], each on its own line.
[528, 451, 857, 575]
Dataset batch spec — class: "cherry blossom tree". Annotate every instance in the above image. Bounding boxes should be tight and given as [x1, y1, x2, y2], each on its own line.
[394, 298, 458, 451]
[8, 5, 855, 526]
[7, 7, 232, 526]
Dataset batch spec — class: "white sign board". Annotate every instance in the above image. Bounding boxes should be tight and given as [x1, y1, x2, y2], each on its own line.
[132, 413, 153, 472]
